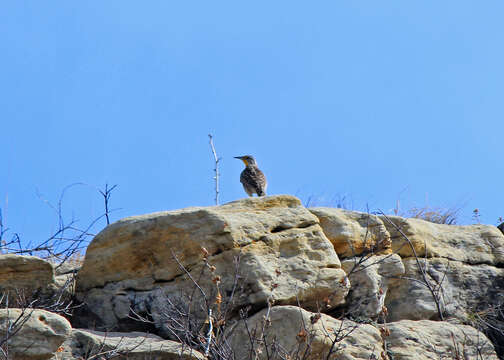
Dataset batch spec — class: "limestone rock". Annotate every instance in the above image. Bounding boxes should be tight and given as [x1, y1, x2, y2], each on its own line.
[53, 328, 204, 360]
[228, 305, 382, 360]
[0, 309, 71, 360]
[0, 254, 56, 298]
[75, 196, 349, 330]
[310, 208, 391, 258]
[380, 215, 504, 265]
[385, 257, 504, 322]
[53, 260, 81, 277]
[53, 263, 79, 299]
[386, 320, 498, 359]
[341, 254, 404, 318]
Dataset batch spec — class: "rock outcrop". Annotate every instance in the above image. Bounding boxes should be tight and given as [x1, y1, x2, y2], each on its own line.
[0, 309, 71, 360]
[306, 206, 504, 357]
[380, 215, 504, 265]
[76, 196, 349, 330]
[4, 196, 504, 359]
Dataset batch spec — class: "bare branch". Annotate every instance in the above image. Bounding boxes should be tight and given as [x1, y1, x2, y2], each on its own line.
[208, 134, 221, 206]
[204, 309, 213, 357]
[98, 183, 118, 226]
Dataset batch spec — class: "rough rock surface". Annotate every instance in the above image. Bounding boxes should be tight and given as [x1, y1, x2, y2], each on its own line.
[0, 254, 56, 296]
[228, 305, 382, 360]
[53, 260, 80, 288]
[385, 257, 504, 322]
[5, 202, 504, 359]
[76, 196, 349, 330]
[310, 208, 391, 258]
[386, 319, 498, 359]
[53, 328, 204, 360]
[0, 254, 75, 307]
[380, 215, 504, 265]
[341, 254, 404, 318]
[0, 309, 71, 360]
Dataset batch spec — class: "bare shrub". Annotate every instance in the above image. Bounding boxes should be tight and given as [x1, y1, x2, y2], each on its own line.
[405, 205, 460, 225]
[0, 183, 118, 266]
[303, 194, 354, 209]
[128, 248, 376, 360]
[132, 249, 239, 359]
[0, 183, 118, 319]
[466, 299, 504, 359]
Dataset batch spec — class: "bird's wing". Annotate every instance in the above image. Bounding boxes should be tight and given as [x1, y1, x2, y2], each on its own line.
[255, 169, 267, 194]
[241, 168, 267, 195]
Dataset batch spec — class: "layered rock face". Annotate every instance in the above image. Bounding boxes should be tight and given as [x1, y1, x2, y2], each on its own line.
[378, 215, 504, 357]
[310, 206, 504, 358]
[381, 215, 504, 265]
[3, 196, 504, 359]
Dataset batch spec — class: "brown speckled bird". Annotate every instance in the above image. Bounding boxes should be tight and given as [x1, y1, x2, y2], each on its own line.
[235, 155, 267, 197]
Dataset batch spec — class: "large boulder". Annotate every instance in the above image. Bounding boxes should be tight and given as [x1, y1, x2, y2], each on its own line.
[341, 254, 404, 319]
[310, 208, 391, 258]
[385, 319, 498, 359]
[228, 305, 382, 360]
[380, 215, 504, 265]
[385, 257, 504, 322]
[75, 196, 349, 330]
[0, 254, 76, 308]
[53, 328, 204, 360]
[0, 308, 71, 360]
[0, 254, 56, 299]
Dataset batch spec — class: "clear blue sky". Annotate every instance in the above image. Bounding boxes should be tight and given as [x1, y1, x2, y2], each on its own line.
[1, 1, 503, 248]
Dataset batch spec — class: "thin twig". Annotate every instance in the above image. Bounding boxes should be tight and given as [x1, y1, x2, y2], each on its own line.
[170, 251, 208, 305]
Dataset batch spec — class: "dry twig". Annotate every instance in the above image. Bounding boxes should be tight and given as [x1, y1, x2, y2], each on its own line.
[208, 134, 221, 205]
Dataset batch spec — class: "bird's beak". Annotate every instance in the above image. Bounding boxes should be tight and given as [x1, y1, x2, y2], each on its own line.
[234, 156, 248, 166]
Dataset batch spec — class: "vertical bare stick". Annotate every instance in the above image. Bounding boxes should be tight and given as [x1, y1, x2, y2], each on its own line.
[208, 134, 220, 205]
[204, 308, 213, 357]
[0, 208, 5, 254]
[99, 183, 118, 225]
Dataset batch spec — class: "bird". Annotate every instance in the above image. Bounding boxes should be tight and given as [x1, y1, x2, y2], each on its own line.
[234, 155, 267, 197]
